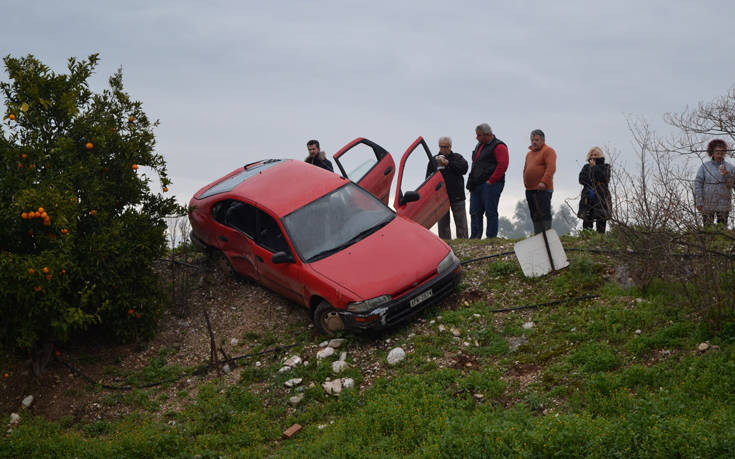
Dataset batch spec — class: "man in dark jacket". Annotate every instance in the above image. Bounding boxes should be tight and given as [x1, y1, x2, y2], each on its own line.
[305, 139, 333, 172]
[429, 136, 468, 239]
[466, 123, 509, 238]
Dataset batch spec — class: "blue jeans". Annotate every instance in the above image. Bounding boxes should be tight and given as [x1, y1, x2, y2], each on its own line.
[469, 181, 504, 238]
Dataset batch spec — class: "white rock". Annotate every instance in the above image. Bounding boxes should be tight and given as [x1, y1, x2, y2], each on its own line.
[635, 329, 642, 335]
[408, 333, 415, 339]
[288, 394, 304, 406]
[9, 413, 20, 425]
[339, 352, 347, 362]
[698, 342, 710, 352]
[283, 356, 302, 367]
[168, 420, 176, 426]
[222, 364, 231, 374]
[387, 347, 406, 365]
[328, 338, 345, 348]
[473, 393, 484, 400]
[463, 341, 470, 347]
[317, 347, 335, 359]
[571, 327, 577, 332]
[285, 378, 303, 388]
[522, 321, 535, 330]
[430, 320, 436, 325]
[319, 341, 329, 348]
[230, 338, 239, 346]
[278, 366, 292, 374]
[255, 361, 261, 367]
[451, 328, 461, 337]
[341, 378, 355, 390]
[21, 395, 33, 408]
[473, 314, 481, 318]
[322, 379, 343, 396]
[438, 324, 446, 332]
[332, 360, 349, 374]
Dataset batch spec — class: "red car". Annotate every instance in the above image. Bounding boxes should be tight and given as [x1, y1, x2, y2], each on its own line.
[188, 137, 461, 335]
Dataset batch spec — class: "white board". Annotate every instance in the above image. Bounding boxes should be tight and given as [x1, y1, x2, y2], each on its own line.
[513, 229, 569, 277]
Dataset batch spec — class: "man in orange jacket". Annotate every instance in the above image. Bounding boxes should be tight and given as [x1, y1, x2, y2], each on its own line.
[523, 129, 556, 234]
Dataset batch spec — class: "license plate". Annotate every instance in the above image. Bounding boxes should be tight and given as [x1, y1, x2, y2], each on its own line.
[409, 289, 433, 308]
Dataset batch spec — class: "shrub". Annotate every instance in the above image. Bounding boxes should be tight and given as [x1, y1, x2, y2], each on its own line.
[0, 54, 182, 354]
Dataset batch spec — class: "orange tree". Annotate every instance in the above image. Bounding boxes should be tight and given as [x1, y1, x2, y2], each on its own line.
[0, 54, 183, 354]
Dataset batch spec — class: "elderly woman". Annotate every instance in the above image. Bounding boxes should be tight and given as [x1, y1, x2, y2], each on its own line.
[694, 139, 735, 227]
[577, 147, 612, 233]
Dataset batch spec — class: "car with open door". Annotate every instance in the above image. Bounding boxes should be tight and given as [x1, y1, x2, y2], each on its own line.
[189, 159, 461, 335]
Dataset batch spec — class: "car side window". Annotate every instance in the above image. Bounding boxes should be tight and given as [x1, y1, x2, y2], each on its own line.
[218, 200, 256, 238]
[256, 210, 290, 254]
[399, 140, 434, 195]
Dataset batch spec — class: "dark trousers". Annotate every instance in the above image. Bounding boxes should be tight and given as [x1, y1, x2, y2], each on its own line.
[469, 181, 504, 238]
[583, 218, 607, 233]
[702, 211, 729, 227]
[526, 190, 552, 234]
[438, 200, 468, 239]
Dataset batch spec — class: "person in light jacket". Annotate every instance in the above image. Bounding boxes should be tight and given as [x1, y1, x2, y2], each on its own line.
[694, 139, 735, 227]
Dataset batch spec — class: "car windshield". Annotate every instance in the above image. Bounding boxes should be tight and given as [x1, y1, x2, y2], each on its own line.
[282, 183, 395, 262]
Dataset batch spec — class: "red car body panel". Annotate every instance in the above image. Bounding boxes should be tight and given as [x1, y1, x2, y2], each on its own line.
[333, 137, 395, 205]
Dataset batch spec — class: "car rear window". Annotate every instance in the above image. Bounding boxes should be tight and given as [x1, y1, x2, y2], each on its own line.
[197, 159, 282, 199]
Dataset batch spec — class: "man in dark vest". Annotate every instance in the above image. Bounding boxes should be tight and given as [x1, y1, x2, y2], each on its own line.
[466, 123, 509, 238]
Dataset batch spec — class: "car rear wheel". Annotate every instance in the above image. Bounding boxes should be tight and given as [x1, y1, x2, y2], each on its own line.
[313, 301, 344, 336]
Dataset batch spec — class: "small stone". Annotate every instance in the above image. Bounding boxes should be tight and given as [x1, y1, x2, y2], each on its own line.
[317, 347, 335, 359]
[317, 424, 327, 430]
[230, 338, 239, 346]
[522, 321, 534, 330]
[322, 379, 343, 396]
[473, 393, 484, 400]
[168, 420, 176, 426]
[319, 341, 328, 348]
[463, 341, 470, 347]
[438, 324, 446, 332]
[278, 366, 292, 373]
[222, 364, 231, 374]
[339, 352, 347, 362]
[283, 356, 302, 367]
[341, 378, 355, 390]
[473, 313, 481, 318]
[387, 347, 406, 365]
[284, 378, 303, 388]
[288, 394, 304, 406]
[255, 361, 261, 367]
[451, 328, 461, 337]
[507, 336, 528, 353]
[698, 342, 710, 352]
[437, 315, 443, 321]
[332, 360, 348, 374]
[465, 362, 473, 367]
[21, 395, 33, 408]
[328, 338, 345, 348]
[571, 327, 577, 332]
[430, 320, 436, 325]
[635, 329, 642, 335]
[408, 333, 415, 339]
[9, 413, 20, 425]
[282, 423, 302, 438]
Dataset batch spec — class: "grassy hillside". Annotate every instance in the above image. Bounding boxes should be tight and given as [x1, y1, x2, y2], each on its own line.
[3, 235, 735, 457]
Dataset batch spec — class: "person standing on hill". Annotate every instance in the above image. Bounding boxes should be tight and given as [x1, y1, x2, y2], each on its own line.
[429, 136, 469, 239]
[577, 146, 612, 233]
[694, 138, 735, 227]
[466, 123, 509, 239]
[305, 139, 334, 172]
[523, 129, 556, 234]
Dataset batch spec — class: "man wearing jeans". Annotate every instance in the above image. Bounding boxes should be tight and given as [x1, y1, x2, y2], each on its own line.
[523, 129, 557, 234]
[466, 123, 509, 238]
[431, 136, 469, 239]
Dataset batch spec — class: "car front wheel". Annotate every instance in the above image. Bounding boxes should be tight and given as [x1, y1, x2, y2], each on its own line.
[313, 301, 344, 336]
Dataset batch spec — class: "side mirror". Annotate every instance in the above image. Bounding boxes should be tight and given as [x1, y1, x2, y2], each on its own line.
[272, 251, 294, 264]
[398, 190, 420, 206]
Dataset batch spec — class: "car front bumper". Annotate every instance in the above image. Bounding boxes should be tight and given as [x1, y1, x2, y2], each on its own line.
[339, 260, 462, 331]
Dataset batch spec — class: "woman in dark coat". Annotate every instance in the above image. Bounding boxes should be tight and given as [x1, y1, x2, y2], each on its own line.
[577, 147, 612, 233]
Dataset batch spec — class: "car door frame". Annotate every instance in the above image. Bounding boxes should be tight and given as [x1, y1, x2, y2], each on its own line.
[333, 137, 395, 205]
[393, 136, 450, 228]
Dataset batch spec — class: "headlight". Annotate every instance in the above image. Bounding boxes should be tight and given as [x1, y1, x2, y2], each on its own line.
[347, 295, 391, 313]
[437, 250, 459, 274]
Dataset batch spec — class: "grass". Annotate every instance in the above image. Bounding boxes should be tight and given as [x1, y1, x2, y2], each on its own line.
[3, 237, 735, 457]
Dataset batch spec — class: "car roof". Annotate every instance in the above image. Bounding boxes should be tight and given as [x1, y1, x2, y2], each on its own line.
[199, 159, 349, 217]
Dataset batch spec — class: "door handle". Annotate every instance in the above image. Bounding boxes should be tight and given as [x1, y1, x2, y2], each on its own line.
[218, 235, 228, 242]
[256, 255, 264, 263]
[384, 166, 393, 175]
[435, 182, 443, 191]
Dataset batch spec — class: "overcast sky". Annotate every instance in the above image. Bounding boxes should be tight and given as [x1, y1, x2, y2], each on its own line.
[4, 1, 735, 227]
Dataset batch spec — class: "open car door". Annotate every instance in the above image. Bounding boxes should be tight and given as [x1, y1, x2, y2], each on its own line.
[393, 136, 450, 228]
[333, 138, 395, 205]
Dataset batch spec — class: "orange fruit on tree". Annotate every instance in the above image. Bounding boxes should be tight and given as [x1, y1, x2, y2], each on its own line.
[163, 187, 168, 192]
[45, 274, 52, 280]
[128, 116, 134, 122]
[21, 153, 27, 158]
[42, 267, 49, 274]
[28, 268, 35, 274]
[90, 209, 97, 216]
[128, 309, 134, 315]
[29, 164, 35, 169]
[60, 228, 68, 234]
[8, 114, 15, 121]
[43, 218, 51, 226]
[34, 286, 42, 292]
[21, 212, 28, 219]
[41, 211, 47, 218]
[132, 164, 138, 170]
[85, 142, 94, 150]
[135, 313, 141, 319]
[38, 207, 44, 212]
[18, 163, 23, 168]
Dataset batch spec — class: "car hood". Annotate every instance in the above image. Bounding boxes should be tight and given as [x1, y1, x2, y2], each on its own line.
[309, 216, 450, 300]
